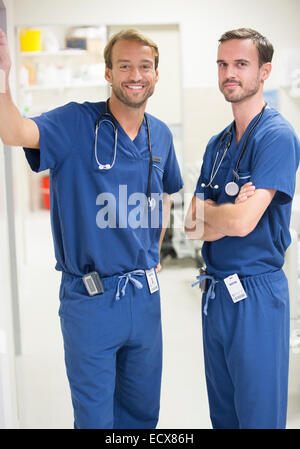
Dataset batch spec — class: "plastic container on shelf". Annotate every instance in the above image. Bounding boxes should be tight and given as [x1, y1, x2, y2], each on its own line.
[20, 29, 42, 52]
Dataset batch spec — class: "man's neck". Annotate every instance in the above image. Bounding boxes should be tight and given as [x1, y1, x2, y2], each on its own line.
[108, 95, 146, 141]
[232, 95, 265, 144]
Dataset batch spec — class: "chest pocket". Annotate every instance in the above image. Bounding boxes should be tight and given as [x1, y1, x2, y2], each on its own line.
[151, 163, 164, 194]
[235, 170, 252, 190]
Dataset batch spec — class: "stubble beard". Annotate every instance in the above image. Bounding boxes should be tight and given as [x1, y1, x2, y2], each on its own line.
[111, 83, 155, 109]
[220, 76, 261, 104]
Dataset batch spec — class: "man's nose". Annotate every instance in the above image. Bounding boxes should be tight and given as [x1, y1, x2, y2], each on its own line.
[224, 64, 237, 79]
[129, 67, 142, 81]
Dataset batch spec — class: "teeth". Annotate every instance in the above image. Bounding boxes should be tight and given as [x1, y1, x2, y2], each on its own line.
[127, 85, 143, 89]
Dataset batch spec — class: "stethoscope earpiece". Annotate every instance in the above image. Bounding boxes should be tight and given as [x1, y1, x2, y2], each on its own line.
[95, 99, 154, 208]
[98, 163, 111, 170]
[201, 182, 219, 190]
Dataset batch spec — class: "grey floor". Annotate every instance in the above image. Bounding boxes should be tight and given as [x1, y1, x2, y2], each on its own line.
[14, 211, 300, 429]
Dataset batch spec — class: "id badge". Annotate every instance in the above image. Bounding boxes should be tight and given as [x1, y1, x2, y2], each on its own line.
[145, 268, 159, 294]
[224, 273, 247, 303]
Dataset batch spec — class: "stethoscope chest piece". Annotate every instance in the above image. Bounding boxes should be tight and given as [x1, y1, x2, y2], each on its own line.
[225, 181, 239, 197]
[202, 103, 267, 198]
[148, 197, 156, 210]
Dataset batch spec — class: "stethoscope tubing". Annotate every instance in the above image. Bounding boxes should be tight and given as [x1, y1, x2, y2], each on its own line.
[202, 103, 267, 193]
[205, 130, 232, 189]
[94, 99, 153, 207]
[233, 102, 267, 177]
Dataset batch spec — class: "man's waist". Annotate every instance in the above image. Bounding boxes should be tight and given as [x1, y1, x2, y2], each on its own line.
[61, 267, 157, 298]
[198, 267, 285, 292]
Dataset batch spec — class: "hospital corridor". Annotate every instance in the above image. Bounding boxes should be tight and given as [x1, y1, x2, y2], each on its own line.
[10, 210, 300, 428]
[1, 0, 300, 430]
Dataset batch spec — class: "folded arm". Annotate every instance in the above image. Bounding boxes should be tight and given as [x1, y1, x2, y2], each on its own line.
[203, 188, 276, 237]
[184, 195, 225, 241]
[185, 182, 275, 241]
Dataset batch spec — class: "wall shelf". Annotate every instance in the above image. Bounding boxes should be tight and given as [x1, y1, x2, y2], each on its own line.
[16, 24, 108, 211]
[21, 80, 107, 92]
[21, 49, 88, 57]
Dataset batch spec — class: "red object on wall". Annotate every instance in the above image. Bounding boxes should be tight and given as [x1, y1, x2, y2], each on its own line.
[41, 176, 50, 210]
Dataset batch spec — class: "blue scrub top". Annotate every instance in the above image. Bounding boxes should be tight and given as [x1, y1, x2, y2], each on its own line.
[24, 101, 183, 277]
[195, 107, 300, 279]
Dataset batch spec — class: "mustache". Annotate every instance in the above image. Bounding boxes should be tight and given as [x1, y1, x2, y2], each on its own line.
[222, 79, 242, 87]
[122, 81, 148, 86]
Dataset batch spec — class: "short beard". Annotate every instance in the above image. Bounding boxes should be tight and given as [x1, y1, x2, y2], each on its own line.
[112, 84, 155, 109]
[220, 77, 261, 104]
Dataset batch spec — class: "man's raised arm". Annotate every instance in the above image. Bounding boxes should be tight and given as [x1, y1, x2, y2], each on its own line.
[0, 28, 39, 148]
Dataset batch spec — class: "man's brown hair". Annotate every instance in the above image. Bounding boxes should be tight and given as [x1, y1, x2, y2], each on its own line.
[219, 28, 274, 66]
[104, 29, 159, 69]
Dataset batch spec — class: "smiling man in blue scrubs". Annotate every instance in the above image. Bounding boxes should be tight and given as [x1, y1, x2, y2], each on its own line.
[185, 28, 300, 428]
[0, 28, 183, 428]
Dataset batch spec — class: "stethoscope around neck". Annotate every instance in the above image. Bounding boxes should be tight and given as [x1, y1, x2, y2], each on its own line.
[94, 99, 155, 209]
[201, 103, 267, 197]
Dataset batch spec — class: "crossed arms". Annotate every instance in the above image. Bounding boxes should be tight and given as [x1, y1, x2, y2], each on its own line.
[184, 183, 276, 241]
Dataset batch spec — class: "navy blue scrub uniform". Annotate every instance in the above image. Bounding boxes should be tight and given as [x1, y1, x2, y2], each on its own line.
[194, 108, 300, 429]
[24, 100, 183, 429]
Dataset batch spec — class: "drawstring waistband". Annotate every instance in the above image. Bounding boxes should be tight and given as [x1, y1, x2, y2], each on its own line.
[62, 269, 147, 300]
[192, 274, 218, 316]
[116, 270, 145, 300]
[192, 269, 286, 316]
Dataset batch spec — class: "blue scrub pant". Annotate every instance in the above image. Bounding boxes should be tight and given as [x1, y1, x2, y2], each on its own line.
[202, 269, 290, 429]
[58, 270, 162, 429]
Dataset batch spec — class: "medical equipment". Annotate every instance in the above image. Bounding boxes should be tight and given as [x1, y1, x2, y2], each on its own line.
[197, 267, 209, 293]
[94, 99, 155, 208]
[202, 103, 267, 196]
[201, 129, 232, 191]
[83, 271, 105, 296]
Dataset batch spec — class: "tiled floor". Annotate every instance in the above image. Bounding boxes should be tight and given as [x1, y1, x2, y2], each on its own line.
[14, 211, 300, 428]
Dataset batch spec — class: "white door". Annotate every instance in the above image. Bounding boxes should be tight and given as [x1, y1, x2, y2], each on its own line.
[0, 0, 19, 429]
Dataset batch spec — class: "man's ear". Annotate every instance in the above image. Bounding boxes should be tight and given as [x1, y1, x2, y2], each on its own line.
[261, 62, 272, 81]
[105, 66, 112, 84]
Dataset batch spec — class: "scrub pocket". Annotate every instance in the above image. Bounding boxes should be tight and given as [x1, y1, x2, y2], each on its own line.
[59, 273, 111, 318]
[236, 171, 251, 189]
[151, 164, 164, 195]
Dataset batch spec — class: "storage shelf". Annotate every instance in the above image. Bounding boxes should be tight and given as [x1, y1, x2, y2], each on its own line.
[21, 81, 107, 92]
[21, 49, 88, 57]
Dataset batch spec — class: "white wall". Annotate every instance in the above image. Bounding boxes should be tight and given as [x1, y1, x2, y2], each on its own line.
[12, 0, 300, 89]
[11, 0, 300, 172]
